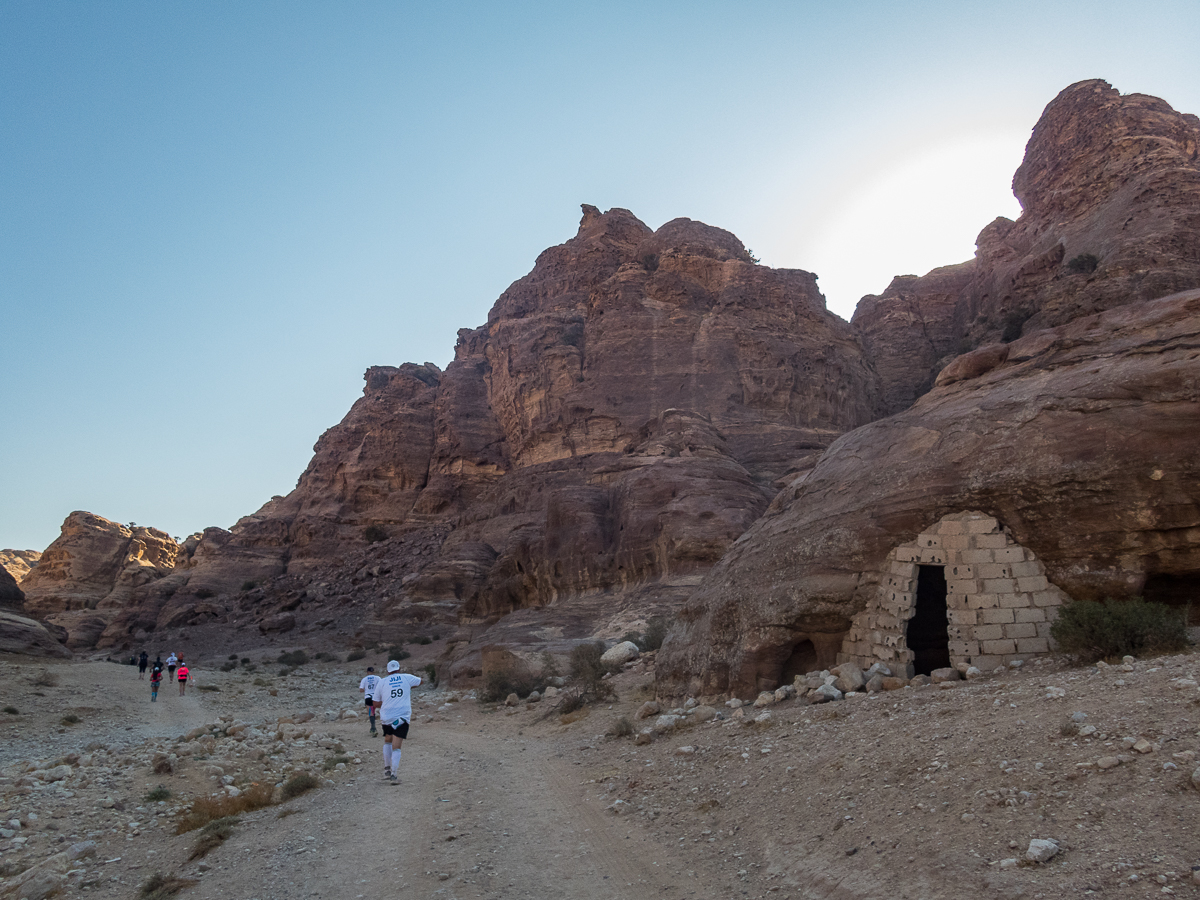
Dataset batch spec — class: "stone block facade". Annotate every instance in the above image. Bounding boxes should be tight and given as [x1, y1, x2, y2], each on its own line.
[837, 511, 1069, 675]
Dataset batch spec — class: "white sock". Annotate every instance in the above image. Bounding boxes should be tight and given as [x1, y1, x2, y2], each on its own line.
[391, 749, 401, 776]
[382, 744, 393, 767]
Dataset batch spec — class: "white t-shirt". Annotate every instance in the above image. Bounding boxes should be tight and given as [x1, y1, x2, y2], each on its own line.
[371, 673, 422, 725]
[166, 654, 178, 667]
[359, 674, 379, 696]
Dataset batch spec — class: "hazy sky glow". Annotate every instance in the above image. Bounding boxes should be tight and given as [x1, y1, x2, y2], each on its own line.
[3, 1, 1199, 551]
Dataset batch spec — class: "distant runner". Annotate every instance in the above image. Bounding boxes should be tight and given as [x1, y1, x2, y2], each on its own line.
[138, 651, 148, 680]
[371, 660, 421, 784]
[165, 652, 178, 682]
[150, 664, 163, 702]
[176, 662, 190, 696]
[358, 666, 380, 736]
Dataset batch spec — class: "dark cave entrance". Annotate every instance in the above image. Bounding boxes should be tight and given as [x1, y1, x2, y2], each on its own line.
[780, 640, 818, 683]
[908, 565, 951, 676]
[1142, 573, 1200, 625]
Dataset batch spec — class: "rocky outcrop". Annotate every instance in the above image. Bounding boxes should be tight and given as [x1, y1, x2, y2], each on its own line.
[0, 549, 41, 583]
[855, 80, 1200, 415]
[149, 206, 880, 661]
[0, 567, 24, 610]
[19, 512, 180, 649]
[657, 290, 1200, 697]
[0, 610, 72, 658]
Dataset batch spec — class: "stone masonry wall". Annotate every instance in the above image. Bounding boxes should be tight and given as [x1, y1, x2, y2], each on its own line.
[838, 511, 1069, 675]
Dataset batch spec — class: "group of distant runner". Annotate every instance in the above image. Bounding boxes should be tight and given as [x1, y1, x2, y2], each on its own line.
[131, 647, 421, 780]
[135, 650, 190, 701]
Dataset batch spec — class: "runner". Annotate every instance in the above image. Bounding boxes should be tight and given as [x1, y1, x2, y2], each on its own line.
[176, 661, 190, 696]
[358, 666, 380, 736]
[165, 652, 178, 682]
[138, 650, 149, 680]
[371, 660, 421, 783]
[149, 663, 163, 702]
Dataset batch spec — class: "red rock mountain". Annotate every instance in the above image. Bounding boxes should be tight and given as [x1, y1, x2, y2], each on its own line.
[20, 80, 1200, 685]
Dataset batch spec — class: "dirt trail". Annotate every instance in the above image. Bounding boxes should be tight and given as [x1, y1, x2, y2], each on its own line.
[190, 715, 713, 900]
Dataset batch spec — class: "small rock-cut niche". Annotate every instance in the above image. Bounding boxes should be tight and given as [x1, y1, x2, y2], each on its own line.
[780, 640, 818, 684]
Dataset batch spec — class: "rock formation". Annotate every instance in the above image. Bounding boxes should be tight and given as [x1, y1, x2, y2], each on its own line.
[657, 289, 1200, 697]
[854, 79, 1200, 415]
[19, 512, 180, 649]
[0, 566, 24, 611]
[13, 80, 1200, 684]
[0, 549, 41, 583]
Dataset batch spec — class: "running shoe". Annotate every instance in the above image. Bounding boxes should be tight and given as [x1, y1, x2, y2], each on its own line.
[388, 774, 398, 784]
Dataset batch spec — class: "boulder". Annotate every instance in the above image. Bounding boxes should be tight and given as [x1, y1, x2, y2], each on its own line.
[634, 700, 660, 720]
[600, 641, 640, 667]
[832, 664, 865, 693]
[259, 612, 296, 634]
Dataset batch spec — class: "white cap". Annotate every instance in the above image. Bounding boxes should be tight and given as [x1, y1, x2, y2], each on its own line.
[387, 660, 401, 673]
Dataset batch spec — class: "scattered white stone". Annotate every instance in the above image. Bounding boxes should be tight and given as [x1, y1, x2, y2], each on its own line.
[1044, 687, 1066, 699]
[1026, 839, 1059, 863]
[1097, 756, 1121, 770]
[999, 858, 1018, 868]
[674, 746, 695, 756]
[1133, 739, 1154, 754]
[653, 715, 682, 734]
[726, 698, 744, 709]
[683, 697, 698, 709]
[753, 691, 776, 708]
[635, 700, 660, 720]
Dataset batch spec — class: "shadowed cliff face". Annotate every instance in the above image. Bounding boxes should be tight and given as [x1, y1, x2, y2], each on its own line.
[854, 79, 1200, 416]
[657, 289, 1200, 697]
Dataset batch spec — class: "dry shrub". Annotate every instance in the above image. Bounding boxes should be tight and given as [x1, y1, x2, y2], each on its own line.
[607, 716, 634, 738]
[280, 773, 319, 800]
[139, 872, 198, 899]
[559, 707, 590, 725]
[152, 757, 173, 775]
[346, 649, 366, 662]
[188, 816, 238, 860]
[32, 670, 59, 687]
[175, 783, 274, 833]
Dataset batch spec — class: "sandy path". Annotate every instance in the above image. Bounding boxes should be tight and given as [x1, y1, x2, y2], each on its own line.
[188, 712, 714, 900]
[0, 660, 212, 767]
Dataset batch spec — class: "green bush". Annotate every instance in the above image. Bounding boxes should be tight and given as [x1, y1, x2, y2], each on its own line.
[240, 581, 257, 591]
[346, 649, 366, 662]
[277, 650, 308, 667]
[641, 617, 667, 651]
[219, 660, 237, 672]
[145, 786, 172, 802]
[558, 641, 617, 713]
[61, 714, 80, 726]
[385, 646, 410, 661]
[363, 524, 388, 543]
[1050, 597, 1189, 662]
[422, 663, 438, 686]
[2, 706, 17, 715]
[413, 635, 433, 645]
[1066, 252, 1099, 274]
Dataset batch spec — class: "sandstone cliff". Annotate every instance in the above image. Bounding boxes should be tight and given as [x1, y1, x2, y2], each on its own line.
[657, 289, 1200, 697]
[854, 79, 1200, 415]
[0, 549, 41, 583]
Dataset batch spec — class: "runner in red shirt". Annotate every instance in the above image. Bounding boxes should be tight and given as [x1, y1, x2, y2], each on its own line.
[176, 663, 190, 696]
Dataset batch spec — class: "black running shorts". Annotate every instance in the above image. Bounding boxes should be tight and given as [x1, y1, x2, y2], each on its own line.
[382, 720, 410, 739]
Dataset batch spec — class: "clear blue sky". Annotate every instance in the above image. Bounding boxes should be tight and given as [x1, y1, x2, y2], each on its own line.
[3, 1, 1198, 552]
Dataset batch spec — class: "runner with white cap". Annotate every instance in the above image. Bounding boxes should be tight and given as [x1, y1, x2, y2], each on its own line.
[371, 659, 422, 783]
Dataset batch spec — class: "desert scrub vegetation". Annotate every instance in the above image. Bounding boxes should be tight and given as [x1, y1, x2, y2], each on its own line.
[276, 650, 308, 667]
[363, 524, 388, 543]
[175, 783, 275, 833]
[621, 617, 668, 652]
[346, 649, 366, 662]
[139, 872, 197, 899]
[145, 786, 172, 802]
[2, 706, 18, 715]
[558, 641, 617, 713]
[280, 773, 319, 800]
[188, 816, 238, 860]
[1050, 597, 1189, 662]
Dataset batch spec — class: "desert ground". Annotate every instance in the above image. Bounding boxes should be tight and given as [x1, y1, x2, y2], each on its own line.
[1, 641, 1198, 900]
